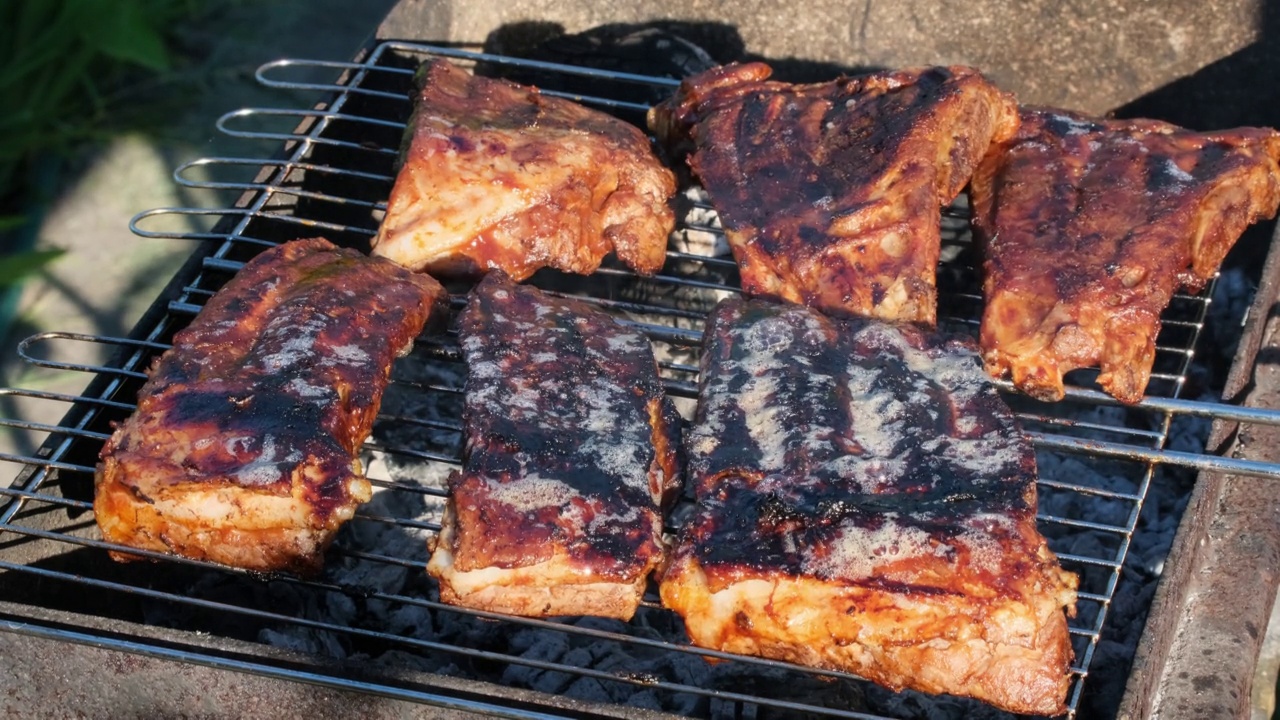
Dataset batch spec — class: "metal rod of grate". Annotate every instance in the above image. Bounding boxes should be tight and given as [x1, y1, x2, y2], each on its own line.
[1, 40, 1275, 720]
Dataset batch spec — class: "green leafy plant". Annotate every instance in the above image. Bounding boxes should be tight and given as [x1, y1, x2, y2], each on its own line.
[0, 0, 197, 210]
[0, 0, 204, 308]
[0, 0, 202, 337]
[0, 249, 66, 288]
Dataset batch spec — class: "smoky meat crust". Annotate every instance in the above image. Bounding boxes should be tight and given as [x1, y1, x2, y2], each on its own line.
[427, 272, 681, 620]
[649, 62, 1018, 325]
[971, 107, 1280, 403]
[94, 238, 447, 574]
[372, 59, 676, 281]
[662, 298, 1078, 716]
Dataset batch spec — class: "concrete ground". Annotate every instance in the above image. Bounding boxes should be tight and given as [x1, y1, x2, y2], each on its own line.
[0, 0, 396, 457]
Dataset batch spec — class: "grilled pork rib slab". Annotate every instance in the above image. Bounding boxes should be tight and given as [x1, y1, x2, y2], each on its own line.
[663, 298, 1077, 715]
[95, 239, 447, 574]
[649, 63, 1018, 325]
[373, 59, 676, 281]
[972, 107, 1280, 403]
[427, 272, 681, 620]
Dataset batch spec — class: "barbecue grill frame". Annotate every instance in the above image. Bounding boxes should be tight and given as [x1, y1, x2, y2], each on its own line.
[2, 38, 1280, 720]
[1118, 237, 1280, 719]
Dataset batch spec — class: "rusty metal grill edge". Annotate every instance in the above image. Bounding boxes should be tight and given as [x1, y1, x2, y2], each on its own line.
[2, 41, 1280, 719]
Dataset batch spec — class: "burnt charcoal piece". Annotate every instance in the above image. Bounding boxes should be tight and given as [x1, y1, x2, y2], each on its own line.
[971, 107, 1280, 403]
[427, 272, 681, 620]
[373, 59, 676, 281]
[649, 62, 1018, 325]
[95, 238, 448, 574]
[662, 298, 1077, 715]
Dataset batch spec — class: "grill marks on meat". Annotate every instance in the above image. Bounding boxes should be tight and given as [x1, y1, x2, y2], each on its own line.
[427, 272, 681, 620]
[972, 108, 1280, 403]
[373, 59, 676, 281]
[663, 298, 1077, 715]
[95, 239, 447, 574]
[649, 63, 1019, 325]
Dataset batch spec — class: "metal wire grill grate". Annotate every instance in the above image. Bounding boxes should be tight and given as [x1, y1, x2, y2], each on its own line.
[3, 41, 1280, 719]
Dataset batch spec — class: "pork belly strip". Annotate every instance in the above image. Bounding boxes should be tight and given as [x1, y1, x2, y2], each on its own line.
[427, 272, 681, 620]
[662, 298, 1077, 715]
[372, 59, 676, 281]
[95, 238, 447, 574]
[649, 63, 1018, 325]
[971, 107, 1280, 403]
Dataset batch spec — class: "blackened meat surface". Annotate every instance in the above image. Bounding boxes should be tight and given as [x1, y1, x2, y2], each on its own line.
[649, 63, 1018, 325]
[95, 238, 448, 574]
[373, 59, 676, 281]
[972, 107, 1280, 403]
[427, 272, 681, 620]
[664, 298, 1077, 715]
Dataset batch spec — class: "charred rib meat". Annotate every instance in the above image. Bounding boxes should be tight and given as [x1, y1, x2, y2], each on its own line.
[95, 238, 447, 574]
[649, 63, 1019, 325]
[373, 59, 677, 281]
[971, 107, 1280, 403]
[662, 298, 1078, 715]
[427, 272, 681, 620]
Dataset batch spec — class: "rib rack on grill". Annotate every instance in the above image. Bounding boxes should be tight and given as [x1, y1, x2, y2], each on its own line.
[372, 59, 677, 281]
[649, 62, 1019, 325]
[971, 107, 1280, 403]
[427, 271, 681, 620]
[662, 298, 1078, 715]
[95, 238, 448, 574]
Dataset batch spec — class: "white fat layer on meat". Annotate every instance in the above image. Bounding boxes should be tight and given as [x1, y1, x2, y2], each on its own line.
[478, 474, 649, 535]
[588, 505, 646, 534]
[287, 377, 332, 403]
[483, 474, 582, 513]
[844, 380, 906, 459]
[476, 471, 650, 538]
[1162, 158, 1196, 184]
[322, 343, 371, 366]
[255, 314, 327, 371]
[422, 114, 456, 128]
[697, 309, 833, 475]
[938, 437, 1025, 478]
[463, 287, 658, 501]
[805, 512, 1013, 580]
[491, 376, 539, 412]
[606, 332, 646, 353]
[821, 454, 907, 492]
[252, 308, 380, 373]
[694, 305, 1004, 485]
[571, 373, 649, 488]
[691, 302, 1032, 579]
[806, 513, 947, 580]
[866, 322, 978, 399]
[231, 435, 304, 487]
[961, 513, 1018, 573]
[736, 372, 789, 473]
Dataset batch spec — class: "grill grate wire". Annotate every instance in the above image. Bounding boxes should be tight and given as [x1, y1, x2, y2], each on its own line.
[3, 41, 1280, 719]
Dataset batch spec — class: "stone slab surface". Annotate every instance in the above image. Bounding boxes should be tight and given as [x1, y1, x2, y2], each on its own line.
[383, 0, 1270, 118]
